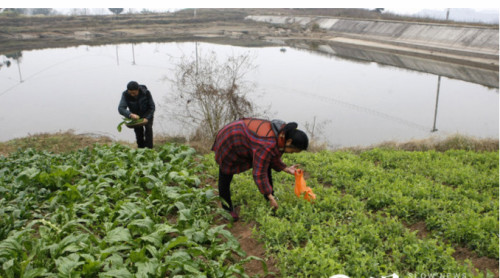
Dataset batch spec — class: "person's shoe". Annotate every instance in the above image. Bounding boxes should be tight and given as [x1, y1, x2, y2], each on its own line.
[230, 211, 239, 222]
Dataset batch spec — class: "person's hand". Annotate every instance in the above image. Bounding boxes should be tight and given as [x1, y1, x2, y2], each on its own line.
[130, 114, 140, 120]
[267, 194, 278, 211]
[143, 118, 148, 124]
[284, 164, 299, 175]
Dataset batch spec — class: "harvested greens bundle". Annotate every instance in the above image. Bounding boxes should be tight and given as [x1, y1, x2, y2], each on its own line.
[117, 117, 146, 132]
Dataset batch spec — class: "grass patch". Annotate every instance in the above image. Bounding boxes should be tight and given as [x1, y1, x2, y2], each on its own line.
[344, 134, 499, 153]
[0, 130, 119, 156]
[1, 131, 497, 157]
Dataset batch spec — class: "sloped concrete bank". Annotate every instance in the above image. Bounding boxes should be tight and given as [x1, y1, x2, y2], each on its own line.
[246, 15, 499, 70]
[289, 40, 499, 88]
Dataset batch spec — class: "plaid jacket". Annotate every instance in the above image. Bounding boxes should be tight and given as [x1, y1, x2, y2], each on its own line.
[212, 118, 287, 196]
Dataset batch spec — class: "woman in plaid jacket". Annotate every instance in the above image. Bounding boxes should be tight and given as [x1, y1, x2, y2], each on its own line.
[211, 118, 309, 221]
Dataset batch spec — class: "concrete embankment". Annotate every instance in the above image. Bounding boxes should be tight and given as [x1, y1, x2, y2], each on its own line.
[246, 15, 499, 70]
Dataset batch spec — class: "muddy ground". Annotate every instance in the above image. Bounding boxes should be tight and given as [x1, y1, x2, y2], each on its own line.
[0, 9, 321, 54]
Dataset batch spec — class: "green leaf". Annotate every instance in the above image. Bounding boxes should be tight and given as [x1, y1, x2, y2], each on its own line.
[22, 267, 47, 278]
[57, 234, 88, 255]
[129, 247, 147, 263]
[117, 121, 125, 132]
[139, 224, 179, 248]
[0, 230, 27, 258]
[55, 253, 84, 277]
[117, 117, 143, 132]
[100, 245, 131, 260]
[98, 267, 134, 278]
[183, 263, 202, 275]
[128, 217, 154, 234]
[104, 227, 132, 244]
[135, 260, 159, 278]
[81, 260, 102, 277]
[103, 253, 124, 269]
[2, 259, 14, 271]
[15, 168, 40, 184]
[165, 236, 190, 252]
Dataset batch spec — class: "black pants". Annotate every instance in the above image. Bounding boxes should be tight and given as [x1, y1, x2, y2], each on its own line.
[218, 167, 274, 212]
[134, 118, 153, 148]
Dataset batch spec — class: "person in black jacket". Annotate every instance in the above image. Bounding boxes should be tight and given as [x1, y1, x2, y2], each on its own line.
[118, 81, 156, 148]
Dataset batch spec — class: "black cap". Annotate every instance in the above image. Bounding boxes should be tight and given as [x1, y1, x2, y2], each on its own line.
[127, 81, 139, 90]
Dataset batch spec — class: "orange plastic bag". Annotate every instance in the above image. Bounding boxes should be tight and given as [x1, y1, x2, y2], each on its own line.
[294, 169, 316, 202]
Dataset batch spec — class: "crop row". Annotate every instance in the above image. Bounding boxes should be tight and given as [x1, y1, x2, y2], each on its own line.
[0, 144, 262, 277]
[295, 149, 499, 259]
[203, 149, 498, 277]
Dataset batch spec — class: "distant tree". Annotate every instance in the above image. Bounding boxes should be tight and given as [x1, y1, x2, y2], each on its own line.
[70, 8, 88, 15]
[31, 8, 53, 15]
[3, 8, 28, 15]
[5, 51, 22, 61]
[0, 56, 12, 71]
[108, 8, 124, 15]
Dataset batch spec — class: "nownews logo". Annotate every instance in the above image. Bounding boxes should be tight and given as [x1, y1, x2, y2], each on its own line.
[331, 274, 398, 278]
[331, 273, 468, 278]
[408, 274, 468, 278]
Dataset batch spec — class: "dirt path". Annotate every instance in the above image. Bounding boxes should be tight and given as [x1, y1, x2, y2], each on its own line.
[228, 220, 280, 277]
[206, 174, 280, 277]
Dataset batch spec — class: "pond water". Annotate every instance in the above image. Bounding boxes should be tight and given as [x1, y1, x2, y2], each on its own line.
[0, 41, 498, 148]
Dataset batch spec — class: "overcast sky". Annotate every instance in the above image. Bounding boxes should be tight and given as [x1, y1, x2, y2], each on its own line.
[4, 0, 499, 20]
[5, 0, 499, 9]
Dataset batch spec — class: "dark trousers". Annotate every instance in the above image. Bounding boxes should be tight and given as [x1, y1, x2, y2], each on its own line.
[134, 118, 153, 148]
[218, 167, 274, 212]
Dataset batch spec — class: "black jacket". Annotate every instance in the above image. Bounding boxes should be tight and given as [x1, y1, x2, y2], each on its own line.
[118, 85, 155, 120]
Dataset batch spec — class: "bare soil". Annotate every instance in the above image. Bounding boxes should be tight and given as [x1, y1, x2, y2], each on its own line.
[0, 9, 299, 54]
[228, 220, 280, 277]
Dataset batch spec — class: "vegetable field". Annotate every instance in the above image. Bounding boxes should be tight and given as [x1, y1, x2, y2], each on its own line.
[204, 149, 499, 278]
[1, 143, 498, 277]
[0, 144, 262, 277]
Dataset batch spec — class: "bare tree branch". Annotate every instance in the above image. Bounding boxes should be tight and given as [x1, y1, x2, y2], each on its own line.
[164, 49, 264, 141]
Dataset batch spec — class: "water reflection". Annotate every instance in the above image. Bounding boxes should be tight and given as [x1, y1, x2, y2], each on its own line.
[290, 41, 499, 89]
[432, 76, 442, 133]
[132, 44, 136, 65]
[112, 44, 138, 66]
[0, 52, 23, 83]
[0, 42, 497, 148]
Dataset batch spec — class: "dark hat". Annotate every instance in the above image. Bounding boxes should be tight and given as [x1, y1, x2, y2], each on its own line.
[127, 81, 139, 90]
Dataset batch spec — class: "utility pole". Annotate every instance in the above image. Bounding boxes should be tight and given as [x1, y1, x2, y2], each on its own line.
[131, 44, 136, 65]
[116, 45, 119, 66]
[195, 41, 199, 75]
[431, 75, 441, 132]
[16, 59, 23, 83]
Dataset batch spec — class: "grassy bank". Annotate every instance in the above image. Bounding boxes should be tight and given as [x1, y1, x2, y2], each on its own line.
[0, 131, 497, 157]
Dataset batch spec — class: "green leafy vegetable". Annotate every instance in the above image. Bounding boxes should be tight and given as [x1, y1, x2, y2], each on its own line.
[117, 117, 144, 132]
[202, 148, 499, 277]
[0, 144, 264, 277]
